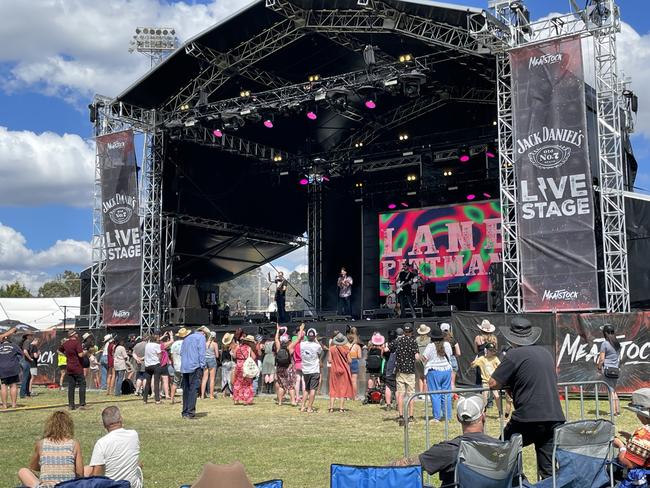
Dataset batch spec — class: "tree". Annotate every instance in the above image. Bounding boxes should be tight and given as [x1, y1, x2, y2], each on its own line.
[38, 270, 80, 298]
[0, 281, 33, 298]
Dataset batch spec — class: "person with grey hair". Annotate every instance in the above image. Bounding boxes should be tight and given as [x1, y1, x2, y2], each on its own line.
[84, 406, 142, 487]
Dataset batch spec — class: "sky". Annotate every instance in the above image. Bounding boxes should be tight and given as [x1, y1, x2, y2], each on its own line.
[0, 0, 648, 293]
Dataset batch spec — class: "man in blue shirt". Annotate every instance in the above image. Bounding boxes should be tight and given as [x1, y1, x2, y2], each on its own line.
[180, 326, 208, 419]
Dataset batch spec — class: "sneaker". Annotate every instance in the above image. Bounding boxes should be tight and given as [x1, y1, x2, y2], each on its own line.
[408, 416, 416, 423]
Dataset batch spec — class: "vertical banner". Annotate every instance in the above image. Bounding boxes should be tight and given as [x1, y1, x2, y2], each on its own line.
[97, 130, 142, 326]
[511, 36, 599, 311]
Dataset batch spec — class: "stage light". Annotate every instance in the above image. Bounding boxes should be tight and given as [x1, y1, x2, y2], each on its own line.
[388, 203, 397, 210]
[354, 142, 364, 148]
[273, 154, 283, 162]
[399, 133, 409, 141]
[364, 97, 376, 109]
[263, 115, 274, 128]
[486, 145, 497, 158]
[180, 103, 190, 111]
[483, 192, 491, 198]
[458, 148, 470, 163]
[443, 170, 453, 177]
[400, 202, 409, 208]
[406, 174, 417, 182]
[355, 182, 364, 188]
[213, 129, 223, 138]
[306, 104, 318, 120]
[299, 178, 309, 186]
[492, 120, 497, 126]
[399, 54, 413, 63]
[467, 194, 476, 201]
[308, 74, 320, 83]
[240, 90, 251, 98]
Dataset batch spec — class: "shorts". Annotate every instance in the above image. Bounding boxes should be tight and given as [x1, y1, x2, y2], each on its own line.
[30, 368, 38, 376]
[396, 373, 415, 395]
[136, 371, 146, 381]
[0, 375, 19, 385]
[206, 357, 217, 369]
[174, 371, 183, 387]
[449, 356, 459, 372]
[167, 365, 175, 376]
[303, 373, 320, 391]
[59, 365, 66, 371]
[159, 365, 170, 376]
[384, 375, 396, 392]
[350, 359, 359, 374]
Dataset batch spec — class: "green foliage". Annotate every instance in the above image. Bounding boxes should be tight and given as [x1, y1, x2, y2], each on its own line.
[38, 270, 80, 298]
[0, 281, 33, 298]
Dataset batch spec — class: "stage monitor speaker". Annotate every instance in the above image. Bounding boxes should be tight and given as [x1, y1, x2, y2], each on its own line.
[321, 314, 351, 322]
[177, 285, 202, 309]
[169, 307, 209, 326]
[75, 315, 89, 328]
[447, 283, 469, 310]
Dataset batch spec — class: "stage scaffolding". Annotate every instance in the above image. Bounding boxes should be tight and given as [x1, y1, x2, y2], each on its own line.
[469, 0, 630, 313]
[89, 0, 631, 333]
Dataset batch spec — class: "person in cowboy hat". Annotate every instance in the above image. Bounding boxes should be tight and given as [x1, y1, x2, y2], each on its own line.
[489, 317, 565, 480]
[328, 333, 354, 412]
[169, 328, 189, 404]
[233, 334, 258, 406]
[474, 319, 498, 357]
[421, 325, 453, 421]
[415, 324, 431, 394]
[220, 332, 236, 397]
[613, 388, 650, 470]
[300, 327, 322, 413]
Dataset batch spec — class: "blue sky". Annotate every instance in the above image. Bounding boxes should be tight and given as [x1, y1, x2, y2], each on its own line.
[0, 0, 647, 292]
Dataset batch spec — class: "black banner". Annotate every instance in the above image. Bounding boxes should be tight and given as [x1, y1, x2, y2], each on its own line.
[511, 36, 599, 311]
[98, 130, 141, 326]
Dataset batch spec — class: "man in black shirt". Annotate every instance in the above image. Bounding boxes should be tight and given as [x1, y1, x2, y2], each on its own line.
[269, 271, 288, 323]
[396, 262, 417, 318]
[389, 323, 419, 423]
[394, 395, 497, 487]
[489, 317, 565, 480]
[0, 327, 21, 409]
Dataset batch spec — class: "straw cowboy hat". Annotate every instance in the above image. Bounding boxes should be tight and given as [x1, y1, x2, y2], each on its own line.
[417, 324, 431, 335]
[499, 317, 542, 346]
[190, 462, 254, 488]
[371, 332, 385, 346]
[103, 333, 114, 342]
[176, 327, 190, 338]
[82, 332, 91, 340]
[332, 333, 349, 346]
[221, 332, 234, 346]
[625, 388, 650, 419]
[478, 319, 496, 333]
[241, 334, 256, 346]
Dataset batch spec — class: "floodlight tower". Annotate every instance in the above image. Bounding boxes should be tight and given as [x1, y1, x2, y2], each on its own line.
[129, 27, 178, 68]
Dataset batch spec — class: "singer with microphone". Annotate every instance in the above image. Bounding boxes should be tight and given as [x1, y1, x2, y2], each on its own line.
[269, 271, 289, 323]
[337, 267, 353, 316]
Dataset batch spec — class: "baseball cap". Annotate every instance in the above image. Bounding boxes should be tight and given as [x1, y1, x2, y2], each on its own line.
[396, 328, 404, 337]
[484, 342, 496, 350]
[403, 323, 413, 333]
[440, 323, 451, 333]
[457, 395, 485, 422]
[307, 328, 317, 338]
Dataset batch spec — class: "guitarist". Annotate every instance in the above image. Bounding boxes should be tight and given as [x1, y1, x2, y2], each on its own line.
[396, 262, 417, 318]
[269, 271, 289, 323]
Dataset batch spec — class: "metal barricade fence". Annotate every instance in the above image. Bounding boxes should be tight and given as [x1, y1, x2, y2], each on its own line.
[402, 380, 615, 458]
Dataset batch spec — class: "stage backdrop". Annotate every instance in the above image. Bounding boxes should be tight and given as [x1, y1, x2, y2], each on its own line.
[97, 130, 142, 326]
[511, 35, 599, 312]
[379, 201, 502, 296]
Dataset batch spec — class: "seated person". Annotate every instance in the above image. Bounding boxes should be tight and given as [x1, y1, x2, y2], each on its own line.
[18, 410, 83, 487]
[614, 388, 650, 470]
[392, 395, 498, 487]
[85, 406, 143, 488]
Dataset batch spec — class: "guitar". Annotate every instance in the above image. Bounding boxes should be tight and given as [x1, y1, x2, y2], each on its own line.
[395, 277, 415, 295]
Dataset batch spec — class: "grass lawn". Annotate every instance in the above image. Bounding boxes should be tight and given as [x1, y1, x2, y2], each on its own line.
[0, 388, 636, 487]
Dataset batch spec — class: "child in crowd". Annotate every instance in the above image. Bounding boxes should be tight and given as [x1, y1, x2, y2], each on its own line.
[471, 343, 510, 419]
[89, 353, 100, 389]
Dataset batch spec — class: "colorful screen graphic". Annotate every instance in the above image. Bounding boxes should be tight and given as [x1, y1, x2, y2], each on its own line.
[379, 201, 502, 296]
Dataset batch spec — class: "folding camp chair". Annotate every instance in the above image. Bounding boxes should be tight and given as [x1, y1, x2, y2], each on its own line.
[454, 434, 523, 488]
[53, 477, 130, 488]
[255, 481, 283, 488]
[549, 420, 616, 488]
[330, 464, 423, 488]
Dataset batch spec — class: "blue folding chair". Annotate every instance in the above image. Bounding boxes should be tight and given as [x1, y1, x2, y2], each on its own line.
[54, 477, 130, 488]
[330, 464, 423, 488]
[454, 434, 523, 488]
[255, 481, 283, 488]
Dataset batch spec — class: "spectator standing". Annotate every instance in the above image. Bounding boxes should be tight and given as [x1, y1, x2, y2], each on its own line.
[59, 330, 88, 410]
[143, 335, 162, 404]
[233, 335, 257, 405]
[366, 332, 385, 391]
[300, 327, 322, 413]
[113, 338, 129, 396]
[170, 328, 189, 404]
[415, 324, 431, 394]
[201, 331, 219, 400]
[489, 317, 565, 479]
[85, 406, 142, 487]
[158, 332, 174, 400]
[383, 329, 401, 409]
[261, 337, 276, 394]
[293, 328, 305, 402]
[19, 333, 33, 398]
[180, 327, 208, 419]
[328, 333, 353, 412]
[27, 337, 40, 395]
[346, 330, 362, 400]
[440, 323, 461, 396]
[57, 350, 67, 391]
[220, 333, 235, 397]
[422, 325, 453, 421]
[131, 337, 146, 396]
[597, 323, 621, 416]
[474, 319, 498, 356]
[88, 353, 100, 389]
[99, 334, 111, 390]
[18, 410, 83, 487]
[389, 323, 419, 424]
[274, 325, 297, 406]
[0, 327, 21, 409]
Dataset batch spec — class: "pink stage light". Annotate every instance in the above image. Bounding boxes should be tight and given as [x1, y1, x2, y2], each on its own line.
[307, 111, 318, 120]
[299, 178, 309, 186]
[466, 194, 476, 201]
[322, 175, 330, 182]
[213, 129, 223, 138]
[400, 202, 409, 208]
[483, 192, 491, 198]
[486, 150, 496, 158]
[388, 203, 397, 209]
[263, 119, 274, 129]
[365, 99, 376, 109]
[459, 154, 470, 163]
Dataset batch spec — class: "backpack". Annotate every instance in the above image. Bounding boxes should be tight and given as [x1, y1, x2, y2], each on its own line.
[366, 350, 383, 372]
[121, 378, 135, 395]
[243, 349, 260, 379]
[276, 346, 291, 367]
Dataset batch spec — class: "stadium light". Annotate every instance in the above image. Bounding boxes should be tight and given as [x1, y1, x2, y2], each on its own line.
[129, 27, 178, 67]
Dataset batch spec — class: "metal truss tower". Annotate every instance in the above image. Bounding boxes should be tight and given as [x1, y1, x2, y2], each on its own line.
[308, 182, 323, 313]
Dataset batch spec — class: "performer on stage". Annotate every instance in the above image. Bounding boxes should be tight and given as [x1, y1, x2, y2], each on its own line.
[269, 271, 289, 323]
[396, 262, 417, 318]
[337, 267, 353, 316]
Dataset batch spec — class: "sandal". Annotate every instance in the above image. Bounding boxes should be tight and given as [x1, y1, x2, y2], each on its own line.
[306, 408, 315, 413]
[328, 408, 334, 413]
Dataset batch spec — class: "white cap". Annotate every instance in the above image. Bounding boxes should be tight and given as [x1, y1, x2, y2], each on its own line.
[440, 323, 451, 332]
[457, 395, 485, 422]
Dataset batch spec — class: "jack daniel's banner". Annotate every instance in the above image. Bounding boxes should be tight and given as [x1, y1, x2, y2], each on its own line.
[97, 130, 141, 325]
[510, 36, 599, 311]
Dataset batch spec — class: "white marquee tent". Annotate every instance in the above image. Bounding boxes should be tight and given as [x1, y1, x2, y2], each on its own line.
[0, 297, 80, 330]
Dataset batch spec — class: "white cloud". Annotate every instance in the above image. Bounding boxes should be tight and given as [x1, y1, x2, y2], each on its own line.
[0, 222, 91, 293]
[0, 0, 255, 103]
[0, 126, 94, 207]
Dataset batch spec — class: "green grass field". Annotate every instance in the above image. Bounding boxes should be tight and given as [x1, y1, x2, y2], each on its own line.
[0, 388, 635, 487]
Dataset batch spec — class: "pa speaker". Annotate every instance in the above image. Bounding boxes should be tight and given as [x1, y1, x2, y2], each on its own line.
[169, 307, 209, 326]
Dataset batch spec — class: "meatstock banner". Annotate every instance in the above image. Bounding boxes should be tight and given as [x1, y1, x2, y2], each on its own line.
[511, 35, 599, 311]
[379, 201, 502, 295]
[556, 312, 650, 393]
[98, 130, 141, 326]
